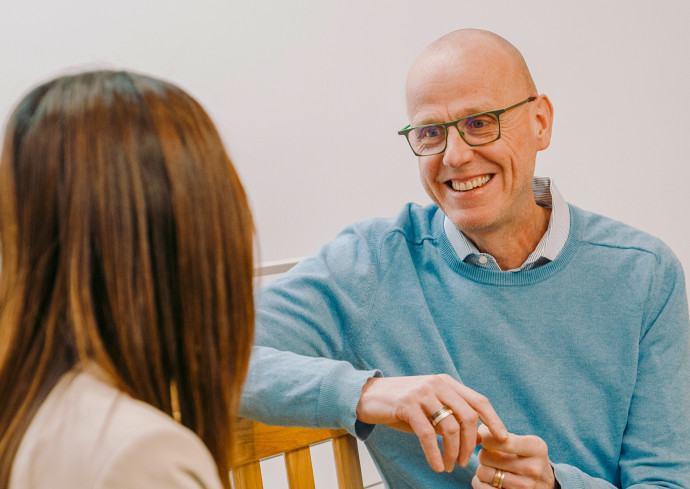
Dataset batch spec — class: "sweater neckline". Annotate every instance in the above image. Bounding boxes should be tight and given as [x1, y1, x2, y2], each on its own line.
[435, 204, 580, 286]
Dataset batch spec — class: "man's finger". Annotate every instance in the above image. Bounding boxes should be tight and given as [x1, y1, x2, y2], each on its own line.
[436, 414, 461, 472]
[441, 401, 478, 467]
[479, 426, 548, 458]
[456, 384, 508, 441]
[408, 408, 445, 472]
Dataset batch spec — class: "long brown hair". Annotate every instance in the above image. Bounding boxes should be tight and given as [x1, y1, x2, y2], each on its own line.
[0, 71, 254, 487]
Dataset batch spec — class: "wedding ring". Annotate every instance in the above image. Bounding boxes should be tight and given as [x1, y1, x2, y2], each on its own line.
[492, 468, 505, 489]
[429, 405, 453, 427]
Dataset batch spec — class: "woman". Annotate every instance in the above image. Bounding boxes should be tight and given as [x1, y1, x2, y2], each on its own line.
[0, 71, 254, 488]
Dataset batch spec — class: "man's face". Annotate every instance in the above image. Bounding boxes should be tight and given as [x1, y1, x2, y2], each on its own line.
[406, 50, 551, 239]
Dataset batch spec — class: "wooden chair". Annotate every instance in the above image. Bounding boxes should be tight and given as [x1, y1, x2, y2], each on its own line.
[231, 418, 365, 489]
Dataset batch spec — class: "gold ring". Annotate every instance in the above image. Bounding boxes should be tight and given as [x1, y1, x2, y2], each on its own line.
[429, 405, 453, 427]
[492, 468, 505, 489]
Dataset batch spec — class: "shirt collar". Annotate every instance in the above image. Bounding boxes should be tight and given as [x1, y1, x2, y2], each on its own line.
[443, 177, 570, 271]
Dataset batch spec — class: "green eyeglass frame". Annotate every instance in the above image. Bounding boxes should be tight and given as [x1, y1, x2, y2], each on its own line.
[398, 96, 537, 156]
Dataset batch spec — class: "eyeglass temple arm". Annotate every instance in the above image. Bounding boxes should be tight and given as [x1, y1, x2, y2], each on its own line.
[504, 96, 537, 112]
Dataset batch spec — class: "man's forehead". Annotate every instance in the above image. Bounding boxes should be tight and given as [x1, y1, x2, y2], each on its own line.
[407, 93, 502, 126]
[406, 63, 517, 121]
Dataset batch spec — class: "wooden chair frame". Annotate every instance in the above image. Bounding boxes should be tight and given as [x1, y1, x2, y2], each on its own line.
[232, 418, 365, 489]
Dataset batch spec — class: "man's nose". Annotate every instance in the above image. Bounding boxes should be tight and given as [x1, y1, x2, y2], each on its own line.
[442, 127, 473, 168]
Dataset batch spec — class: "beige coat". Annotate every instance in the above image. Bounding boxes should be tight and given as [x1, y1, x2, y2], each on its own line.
[10, 368, 224, 488]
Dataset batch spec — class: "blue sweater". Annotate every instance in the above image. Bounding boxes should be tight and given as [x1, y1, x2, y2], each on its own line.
[240, 203, 690, 489]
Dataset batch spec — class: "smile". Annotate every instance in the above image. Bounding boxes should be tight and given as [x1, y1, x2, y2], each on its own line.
[448, 174, 493, 192]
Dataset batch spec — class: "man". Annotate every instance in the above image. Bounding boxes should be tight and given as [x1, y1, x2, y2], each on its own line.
[240, 29, 690, 489]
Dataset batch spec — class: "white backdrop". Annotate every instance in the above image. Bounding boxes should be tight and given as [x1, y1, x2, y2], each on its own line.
[1, 1, 688, 293]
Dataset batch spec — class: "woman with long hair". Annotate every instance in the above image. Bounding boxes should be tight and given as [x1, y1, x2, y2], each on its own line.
[0, 70, 254, 488]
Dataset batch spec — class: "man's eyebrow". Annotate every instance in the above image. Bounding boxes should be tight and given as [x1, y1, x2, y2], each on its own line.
[412, 107, 490, 127]
[412, 118, 443, 127]
[462, 106, 490, 116]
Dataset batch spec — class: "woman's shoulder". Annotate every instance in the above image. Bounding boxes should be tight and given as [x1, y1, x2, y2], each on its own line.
[10, 369, 223, 489]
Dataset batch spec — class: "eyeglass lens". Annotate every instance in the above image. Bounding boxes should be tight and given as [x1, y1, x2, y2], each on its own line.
[408, 112, 500, 155]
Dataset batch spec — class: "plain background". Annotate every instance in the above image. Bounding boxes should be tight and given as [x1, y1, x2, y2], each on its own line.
[0, 2, 687, 487]
[1, 1, 688, 290]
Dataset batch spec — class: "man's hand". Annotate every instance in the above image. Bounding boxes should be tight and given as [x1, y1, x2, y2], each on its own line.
[473, 425, 557, 489]
[355, 375, 508, 473]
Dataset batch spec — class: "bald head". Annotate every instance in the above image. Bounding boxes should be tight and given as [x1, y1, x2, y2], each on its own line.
[406, 29, 537, 120]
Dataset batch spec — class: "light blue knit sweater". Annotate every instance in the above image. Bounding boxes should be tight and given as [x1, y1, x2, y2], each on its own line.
[240, 203, 690, 489]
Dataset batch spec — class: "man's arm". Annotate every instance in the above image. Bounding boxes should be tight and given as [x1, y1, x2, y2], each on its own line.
[614, 249, 690, 489]
[240, 226, 383, 436]
[240, 223, 507, 473]
[239, 345, 379, 436]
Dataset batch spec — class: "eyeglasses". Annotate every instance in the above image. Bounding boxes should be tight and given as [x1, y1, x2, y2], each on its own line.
[398, 96, 537, 156]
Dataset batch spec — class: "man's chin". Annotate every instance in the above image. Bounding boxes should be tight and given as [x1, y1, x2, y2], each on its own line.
[445, 211, 496, 234]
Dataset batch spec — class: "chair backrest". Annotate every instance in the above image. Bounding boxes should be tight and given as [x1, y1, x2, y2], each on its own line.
[231, 418, 365, 489]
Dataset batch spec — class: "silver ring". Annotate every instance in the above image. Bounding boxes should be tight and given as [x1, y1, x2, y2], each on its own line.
[429, 405, 454, 427]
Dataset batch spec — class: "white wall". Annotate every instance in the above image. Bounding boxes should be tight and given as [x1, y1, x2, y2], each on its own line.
[1, 1, 687, 284]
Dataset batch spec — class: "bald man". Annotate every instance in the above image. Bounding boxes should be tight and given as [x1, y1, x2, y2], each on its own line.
[241, 30, 690, 489]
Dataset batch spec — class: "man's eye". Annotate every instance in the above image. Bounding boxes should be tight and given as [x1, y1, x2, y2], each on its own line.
[421, 126, 442, 139]
[462, 115, 495, 132]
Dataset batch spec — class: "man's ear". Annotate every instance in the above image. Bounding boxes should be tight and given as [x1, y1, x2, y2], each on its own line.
[534, 94, 554, 151]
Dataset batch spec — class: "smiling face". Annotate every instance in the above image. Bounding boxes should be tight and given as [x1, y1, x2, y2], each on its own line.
[406, 31, 553, 241]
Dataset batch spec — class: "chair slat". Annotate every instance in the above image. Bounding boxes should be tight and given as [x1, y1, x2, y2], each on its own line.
[333, 434, 365, 489]
[232, 461, 263, 489]
[285, 446, 316, 489]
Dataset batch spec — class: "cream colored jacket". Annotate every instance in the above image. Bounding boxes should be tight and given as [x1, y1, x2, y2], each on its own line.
[10, 368, 224, 488]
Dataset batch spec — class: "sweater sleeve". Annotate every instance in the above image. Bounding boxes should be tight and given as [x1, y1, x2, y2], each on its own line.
[555, 249, 690, 489]
[240, 224, 383, 437]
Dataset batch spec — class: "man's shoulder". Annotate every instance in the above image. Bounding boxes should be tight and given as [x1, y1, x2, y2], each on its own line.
[344, 202, 442, 246]
[571, 204, 676, 263]
[294, 203, 441, 278]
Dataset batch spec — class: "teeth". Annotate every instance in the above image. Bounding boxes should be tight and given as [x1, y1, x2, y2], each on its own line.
[451, 175, 491, 192]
